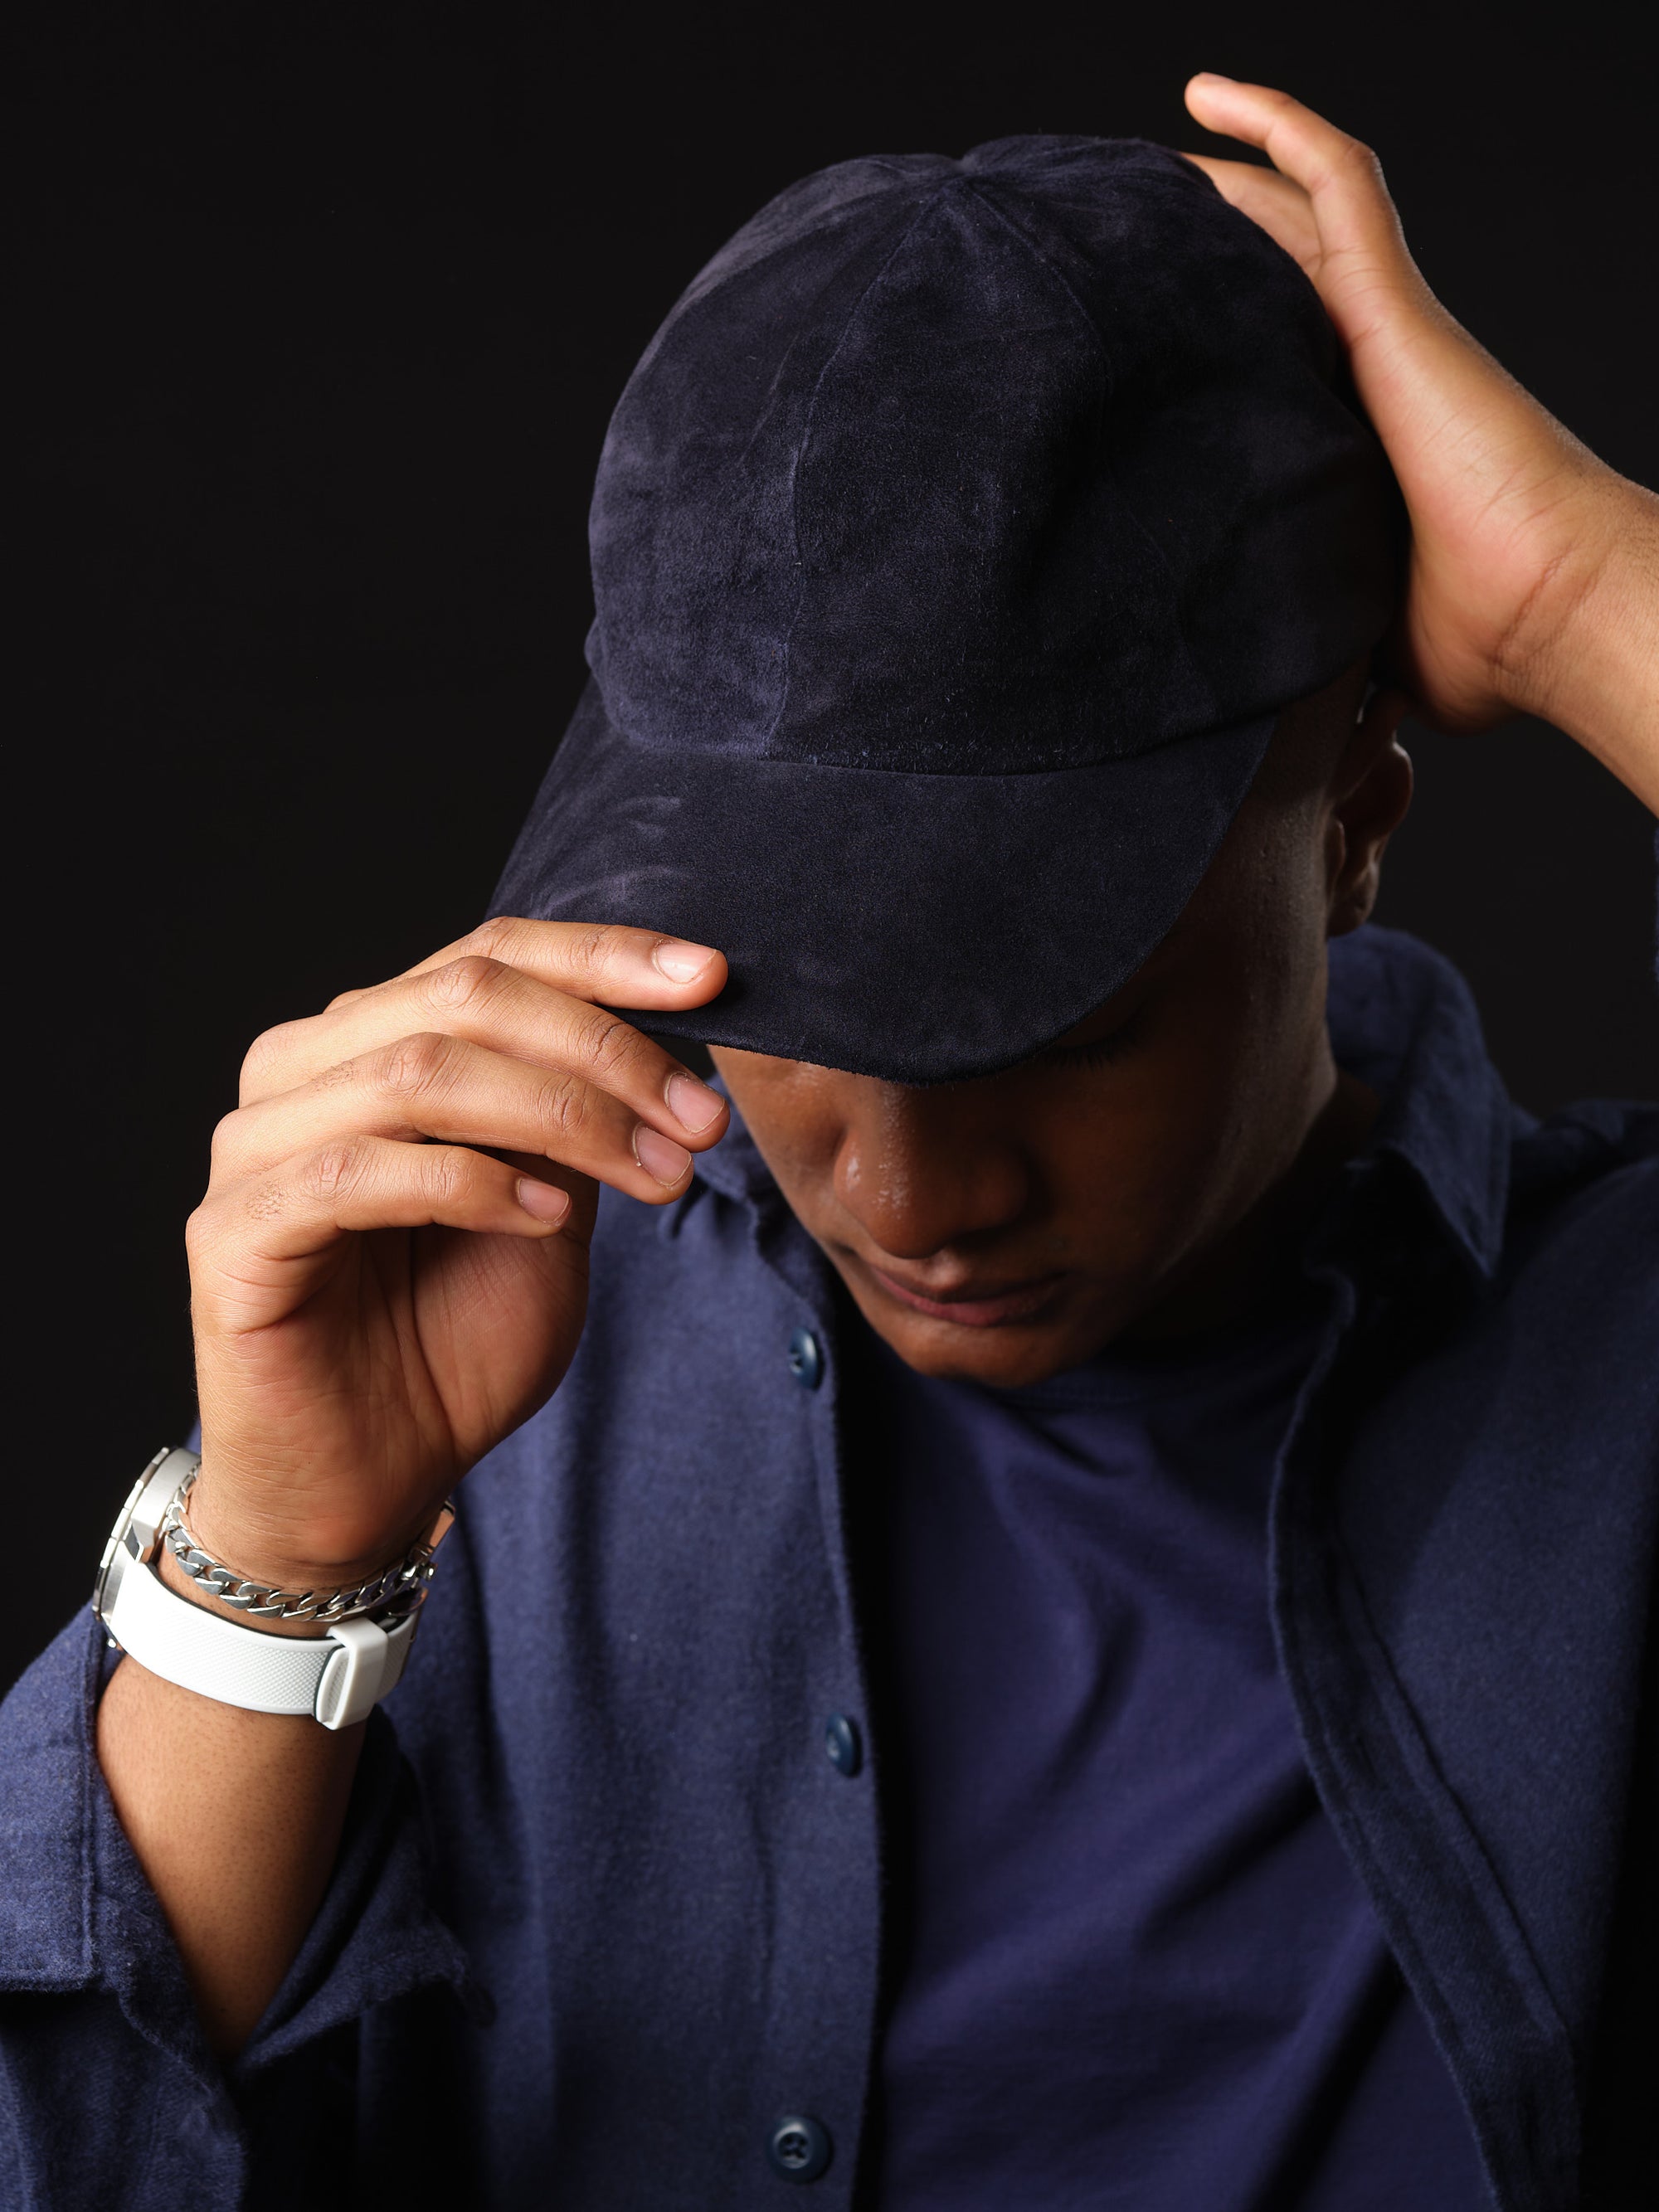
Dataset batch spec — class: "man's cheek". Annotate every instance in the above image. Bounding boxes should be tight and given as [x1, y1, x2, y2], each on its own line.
[1073, 1106, 1247, 1268]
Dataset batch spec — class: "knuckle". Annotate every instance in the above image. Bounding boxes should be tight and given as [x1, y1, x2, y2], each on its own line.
[533, 1069, 593, 1145]
[239, 1023, 294, 1101]
[208, 1107, 245, 1170]
[548, 920, 619, 982]
[305, 1137, 372, 1203]
[423, 953, 503, 1013]
[421, 1145, 474, 1207]
[562, 922, 618, 982]
[374, 1031, 455, 1098]
[578, 1012, 637, 1085]
[1334, 134, 1382, 183]
[462, 916, 521, 965]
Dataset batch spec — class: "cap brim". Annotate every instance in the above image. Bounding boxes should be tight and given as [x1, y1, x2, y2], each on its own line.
[490, 681, 1277, 1084]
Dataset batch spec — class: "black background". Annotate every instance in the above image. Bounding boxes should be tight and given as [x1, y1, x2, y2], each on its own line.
[11, 2, 1657, 1691]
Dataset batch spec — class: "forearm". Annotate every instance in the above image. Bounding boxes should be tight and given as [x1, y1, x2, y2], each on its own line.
[95, 1548, 363, 2059]
[1508, 472, 1659, 814]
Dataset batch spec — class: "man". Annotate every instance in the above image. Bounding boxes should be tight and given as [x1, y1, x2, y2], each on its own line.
[2, 75, 1654, 2210]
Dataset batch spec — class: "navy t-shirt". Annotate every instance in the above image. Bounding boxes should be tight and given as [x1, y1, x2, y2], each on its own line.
[859, 1305, 1491, 2210]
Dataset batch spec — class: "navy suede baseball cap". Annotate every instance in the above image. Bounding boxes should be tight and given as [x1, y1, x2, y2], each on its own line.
[492, 135, 1400, 1082]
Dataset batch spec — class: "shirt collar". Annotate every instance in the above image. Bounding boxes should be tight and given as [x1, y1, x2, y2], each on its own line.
[690, 924, 1515, 1281]
[1325, 926, 1514, 1279]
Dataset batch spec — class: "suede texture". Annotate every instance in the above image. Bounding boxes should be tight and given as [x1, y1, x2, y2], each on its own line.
[495, 134, 1402, 1080]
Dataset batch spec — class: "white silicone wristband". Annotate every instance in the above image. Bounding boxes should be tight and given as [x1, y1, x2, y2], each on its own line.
[96, 1451, 421, 1729]
[105, 1553, 417, 1728]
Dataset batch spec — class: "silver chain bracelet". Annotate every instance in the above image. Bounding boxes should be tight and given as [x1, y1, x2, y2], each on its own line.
[158, 1470, 455, 1625]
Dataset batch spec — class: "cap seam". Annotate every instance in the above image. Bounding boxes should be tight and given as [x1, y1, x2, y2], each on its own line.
[778, 177, 1053, 747]
[770, 179, 982, 751]
[959, 173, 1221, 727]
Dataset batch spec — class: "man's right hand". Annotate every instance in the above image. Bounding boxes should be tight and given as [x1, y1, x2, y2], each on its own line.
[184, 917, 730, 1599]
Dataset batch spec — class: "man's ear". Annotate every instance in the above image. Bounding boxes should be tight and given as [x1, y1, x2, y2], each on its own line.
[1325, 687, 1413, 937]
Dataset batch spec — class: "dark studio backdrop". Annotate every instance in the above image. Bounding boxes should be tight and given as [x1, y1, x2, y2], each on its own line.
[11, 2, 1657, 1692]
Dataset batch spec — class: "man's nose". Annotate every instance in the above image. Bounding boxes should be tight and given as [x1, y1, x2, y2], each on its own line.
[831, 1087, 1030, 1259]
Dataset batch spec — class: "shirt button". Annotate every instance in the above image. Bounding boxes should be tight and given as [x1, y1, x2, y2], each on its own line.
[824, 1713, 863, 1777]
[767, 2113, 833, 2182]
[786, 1327, 825, 1390]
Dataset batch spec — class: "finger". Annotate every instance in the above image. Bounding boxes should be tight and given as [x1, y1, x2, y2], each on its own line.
[240, 954, 730, 1154]
[323, 919, 725, 1026]
[403, 917, 724, 1007]
[218, 1031, 704, 1203]
[1185, 75, 1378, 206]
[192, 1135, 577, 1276]
[1183, 75, 1422, 338]
[1181, 155, 1320, 275]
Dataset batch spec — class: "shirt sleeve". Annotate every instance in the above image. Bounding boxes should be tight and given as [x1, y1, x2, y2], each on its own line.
[0, 1607, 479, 2209]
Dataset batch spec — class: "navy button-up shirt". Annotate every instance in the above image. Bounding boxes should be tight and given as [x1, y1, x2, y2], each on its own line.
[1, 926, 1655, 2210]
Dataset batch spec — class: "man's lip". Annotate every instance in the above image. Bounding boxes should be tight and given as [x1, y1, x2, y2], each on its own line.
[864, 1262, 1068, 1328]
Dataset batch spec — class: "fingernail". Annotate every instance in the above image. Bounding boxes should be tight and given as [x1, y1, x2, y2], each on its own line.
[667, 1072, 724, 1133]
[652, 939, 714, 983]
[517, 1177, 571, 1223]
[634, 1125, 693, 1186]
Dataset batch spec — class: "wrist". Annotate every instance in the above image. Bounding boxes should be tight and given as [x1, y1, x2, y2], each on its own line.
[185, 1466, 439, 1597]
[1497, 469, 1659, 800]
[156, 1539, 331, 1639]
[97, 1448, 437, 1732]
[182, 1471, 451, 1622]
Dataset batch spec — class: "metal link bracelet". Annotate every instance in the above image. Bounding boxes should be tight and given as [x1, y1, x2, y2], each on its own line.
[158, 1469, 455, 1625]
